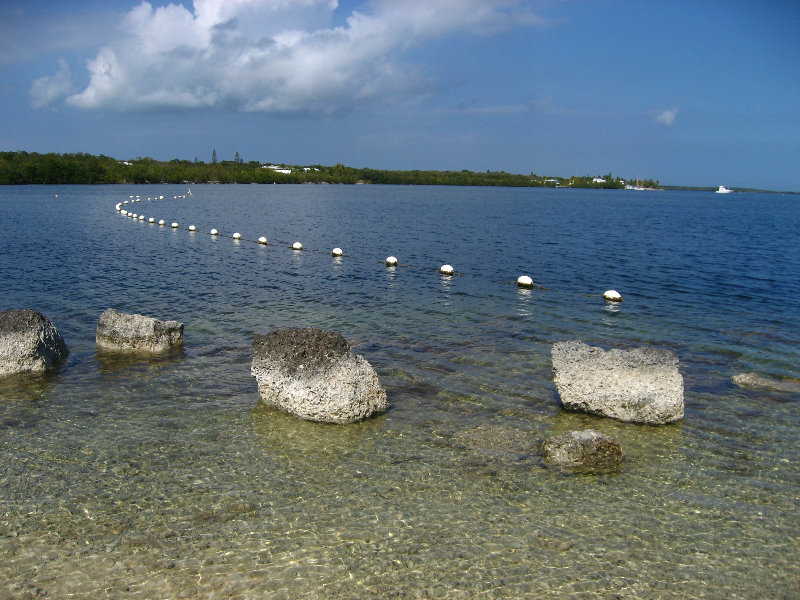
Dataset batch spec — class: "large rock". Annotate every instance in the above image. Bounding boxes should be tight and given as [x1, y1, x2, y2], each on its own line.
[251, 328, 387, 424]
[0, 309, 68, 376]
[552, 340, 684, 424]
[96, 308, 183, 353]
[541, 429, 624, 473]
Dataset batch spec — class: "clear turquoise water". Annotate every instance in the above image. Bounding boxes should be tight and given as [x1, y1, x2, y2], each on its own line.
[1, 184, 798, 598]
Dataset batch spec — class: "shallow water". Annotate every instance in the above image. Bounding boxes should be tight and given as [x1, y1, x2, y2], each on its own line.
[1, 184, 798, 598]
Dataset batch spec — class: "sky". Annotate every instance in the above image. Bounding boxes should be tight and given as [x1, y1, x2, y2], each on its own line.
[1, 0, 798, 190]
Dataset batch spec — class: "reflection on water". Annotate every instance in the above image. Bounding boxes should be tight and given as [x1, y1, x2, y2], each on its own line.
[94, 347, 186, 374]
[0, 184, 798, 598]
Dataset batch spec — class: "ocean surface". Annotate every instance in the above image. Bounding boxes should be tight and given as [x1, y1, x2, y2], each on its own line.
[1, 184, 798, 599]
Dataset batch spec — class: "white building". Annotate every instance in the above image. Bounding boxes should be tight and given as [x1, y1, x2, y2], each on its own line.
[262, 165, 292, 174]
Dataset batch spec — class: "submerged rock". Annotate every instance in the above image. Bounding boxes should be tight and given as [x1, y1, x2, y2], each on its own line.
[0, 309, 68, 376]
[552, 341, 684, 424]
[541, 429, 623, 473]
[96, 308, 183, 353]
[251, 328, 387, 424]
[732, 372, 800, 394]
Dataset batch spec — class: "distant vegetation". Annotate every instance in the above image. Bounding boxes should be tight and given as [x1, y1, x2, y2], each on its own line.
[2, 150, 644, 189]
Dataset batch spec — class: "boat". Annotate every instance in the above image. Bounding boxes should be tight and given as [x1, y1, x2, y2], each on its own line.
[715, 185, 733, 194]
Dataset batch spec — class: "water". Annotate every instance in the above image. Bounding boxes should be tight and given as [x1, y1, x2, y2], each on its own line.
[1, 184, 798, 598]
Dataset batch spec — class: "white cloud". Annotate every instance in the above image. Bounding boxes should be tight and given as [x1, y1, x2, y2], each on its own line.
[29, 0, 540, 114]
[30, 59, 76, 108]
[655, 107, 678, 127]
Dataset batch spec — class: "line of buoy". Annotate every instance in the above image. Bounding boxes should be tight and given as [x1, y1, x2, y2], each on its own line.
[113, 196, 621, 302]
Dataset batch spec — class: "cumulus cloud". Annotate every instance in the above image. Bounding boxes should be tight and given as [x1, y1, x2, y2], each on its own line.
[655, 107, 678, 127]
[32, 0, 540, 114]
[30, 59, 76, 108]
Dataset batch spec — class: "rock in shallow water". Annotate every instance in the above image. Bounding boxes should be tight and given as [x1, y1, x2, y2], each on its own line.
[732, 372, 800, 394]
[251, 328, 387, 424]
[0, 309, 68, 376]
[541, 429, 623, 473]
[96, 308, 183, 353]
[551, 340, 684, 424]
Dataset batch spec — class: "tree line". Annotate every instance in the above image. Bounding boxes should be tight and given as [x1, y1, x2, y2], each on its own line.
[0, 151, 640, 189]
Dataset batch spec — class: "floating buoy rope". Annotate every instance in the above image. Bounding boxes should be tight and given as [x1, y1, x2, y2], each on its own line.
[111, 194, 618, 300]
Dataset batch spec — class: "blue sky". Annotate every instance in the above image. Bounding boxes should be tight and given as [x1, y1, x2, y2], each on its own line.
[1, 0, 798, 190]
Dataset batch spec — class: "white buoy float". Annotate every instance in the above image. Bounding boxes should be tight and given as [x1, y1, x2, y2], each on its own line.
[386, 256, 398, 266]
[171, 222, 179, 228]
[517, 275, 534, 288]
[603, 289, 623, 302]
[232, 232, 242, 239]
[148, 217, 155, 223]
[139, 215, 145, 220]
[440, 264, 454, 276]
[121, 210, 128, 216]
[131, 213, 137, 218]
[292, 242, 303, 250]
[210, 229, 218, 236]
[258, 236, 268, 244]
[188, 225, 196, 231]
[158, 220, 165, 226]
[332, 247, 343, 256]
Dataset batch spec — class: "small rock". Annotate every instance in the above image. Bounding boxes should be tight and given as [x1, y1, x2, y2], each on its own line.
[96, 308, 183, 353]
[732, 372, 800, 394]
[0, 309, 68, 376]
[251, 328, 387, 423]
[541, 429, 623, 473]
[552, 341, 684, 424]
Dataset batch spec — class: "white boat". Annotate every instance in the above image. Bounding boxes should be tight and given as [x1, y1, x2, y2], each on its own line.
[715, 185, 733, 194]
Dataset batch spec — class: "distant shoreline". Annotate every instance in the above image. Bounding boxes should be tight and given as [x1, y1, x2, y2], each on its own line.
[0, 151, 795, 194]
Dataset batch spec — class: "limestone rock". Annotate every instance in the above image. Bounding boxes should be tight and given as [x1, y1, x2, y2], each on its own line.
[732, 372, 800, 394]
[552, 340, 684, 424]
[96, 308, 183, 353]
[542, 429, 623, 473]
[0, 309, 68, 376]
[251, 328, 387, 424]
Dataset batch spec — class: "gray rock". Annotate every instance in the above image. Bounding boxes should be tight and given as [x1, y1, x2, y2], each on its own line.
[0, 309, 68, 376]
[96, 308, 183, 353]
[541, 429, 623, 473]
[732, 372, 800, 394]
[251, 328, 387, 424]
[552, 341, 684, 424]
